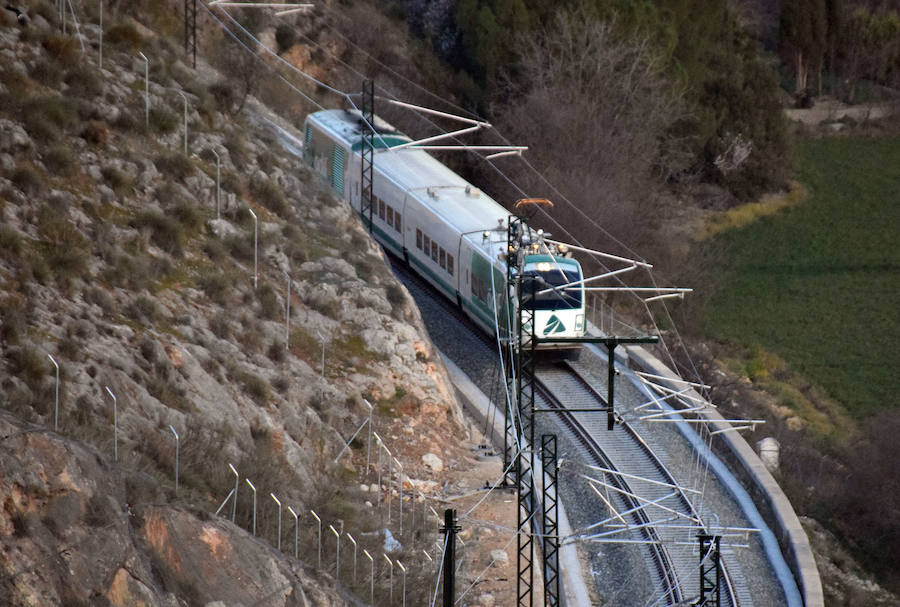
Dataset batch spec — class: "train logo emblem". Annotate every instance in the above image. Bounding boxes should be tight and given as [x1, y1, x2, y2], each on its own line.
[543, 315, 566, 335]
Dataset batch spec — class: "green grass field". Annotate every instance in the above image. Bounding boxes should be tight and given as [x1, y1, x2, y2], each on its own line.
[701, 136, 900, 418]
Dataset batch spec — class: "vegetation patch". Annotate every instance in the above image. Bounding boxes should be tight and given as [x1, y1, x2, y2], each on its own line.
[695, 182, 810, 241]
[699, 136, 900, 418]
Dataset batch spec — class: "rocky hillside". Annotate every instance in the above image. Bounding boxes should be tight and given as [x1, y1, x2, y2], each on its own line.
[0, 3, 467, 605]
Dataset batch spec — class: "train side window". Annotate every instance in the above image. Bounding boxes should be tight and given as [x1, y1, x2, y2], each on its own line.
[448, 254, 454, 276]
[431, 241, 438, 263]
[423, 234, 431, 256]
[394, 212, 401, 232]
[379, 199, 386, 220]
[387, 206, 394, 227]
[416, 229, 422, 250]
[439, 248, 446, 269]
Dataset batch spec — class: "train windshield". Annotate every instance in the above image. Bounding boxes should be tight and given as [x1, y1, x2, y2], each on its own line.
[522, 261, 582, 310]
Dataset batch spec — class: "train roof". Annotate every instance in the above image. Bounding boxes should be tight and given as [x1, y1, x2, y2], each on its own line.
[307, 110, 511, 239]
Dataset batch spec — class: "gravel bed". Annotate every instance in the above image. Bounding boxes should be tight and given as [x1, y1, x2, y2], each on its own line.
[393, 259, 790, 606]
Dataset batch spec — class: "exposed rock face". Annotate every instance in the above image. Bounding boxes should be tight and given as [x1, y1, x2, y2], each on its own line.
[0, 412, 349, 606]
[0, 7, 464, 605]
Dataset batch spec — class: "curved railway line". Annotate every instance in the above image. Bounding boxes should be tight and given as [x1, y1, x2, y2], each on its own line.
[536, 362, 743, 606]
[388, 254, 757, 605]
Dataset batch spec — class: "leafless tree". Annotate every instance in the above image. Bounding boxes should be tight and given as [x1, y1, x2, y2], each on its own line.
[493, 9, 692, 257]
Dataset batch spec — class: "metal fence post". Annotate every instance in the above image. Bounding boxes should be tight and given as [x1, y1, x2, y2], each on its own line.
[211, 149, 221, 219]
[169, 424, 179, 493]
[48, 354, 59, 432]
[383, 553, 393, 605]
[228, 463, 239, 522]
[311, 509, 321, 569]
[270, 493, 281, 551]
[284, 269, 291, 350]
[347, 533, 357, 584]
[245, 479, 257, 536]
[287, 506, 299, 558]
[364, 549, 374, 605]
[248, 208, 257, 289]
[330, 524, 341, 579]
[397, 560, 407, 607]
[138, 52, 149, 129]
[104, 386, 117, 462]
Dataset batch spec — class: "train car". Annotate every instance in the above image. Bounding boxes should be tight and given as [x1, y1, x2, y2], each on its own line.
[302, 109, 585, 345]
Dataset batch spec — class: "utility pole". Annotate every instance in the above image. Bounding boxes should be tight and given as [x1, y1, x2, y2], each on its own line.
[360, 79, 375, 232]
[440, 509, 460, 607]
[697, 534, 722, 606]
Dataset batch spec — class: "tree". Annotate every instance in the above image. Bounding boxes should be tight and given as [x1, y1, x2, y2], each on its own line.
[780, 0, 828, 93]
[493, 9, 690, 255]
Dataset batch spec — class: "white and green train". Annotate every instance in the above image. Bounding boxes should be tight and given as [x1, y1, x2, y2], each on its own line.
[303, 109, 586, 345]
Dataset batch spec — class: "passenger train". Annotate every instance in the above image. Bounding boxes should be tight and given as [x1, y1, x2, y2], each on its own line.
[302, 109, 586, 346]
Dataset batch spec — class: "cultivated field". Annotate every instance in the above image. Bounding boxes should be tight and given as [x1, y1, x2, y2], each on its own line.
[701, 136, 900, 419]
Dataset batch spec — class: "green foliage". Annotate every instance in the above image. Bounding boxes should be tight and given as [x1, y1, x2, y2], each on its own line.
[10, 164, 43, 196]
[106, 20, 145, 51]
[198, 271, 232, 305]
[126, 295, 163, 324]
[0, 294, 28, 344]
[240, 371, 269, 404]
[0, 225, 23, 259]
[21, 95, 77, 143]
[64, 63, 103, 99]
[249, 176, 288, 216]
[42, 143, 77, 176]
[29, 59, 63, 86]
[257, 283, 281, 320]
[131, 211, 185, 256]
[41, 33, 80, 67]
[699, 136, 900, 418]
[149, 106, 178, 134]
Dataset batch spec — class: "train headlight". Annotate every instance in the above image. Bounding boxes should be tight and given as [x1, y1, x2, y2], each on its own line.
[575, 314, 584, 331]
[535, 262, 552, 272]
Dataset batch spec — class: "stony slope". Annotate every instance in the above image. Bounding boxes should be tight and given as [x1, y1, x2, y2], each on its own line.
[0, 4, 465, 605]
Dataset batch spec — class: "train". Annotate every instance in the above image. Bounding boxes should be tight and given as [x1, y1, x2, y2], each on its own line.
[301, 109, 586, 346]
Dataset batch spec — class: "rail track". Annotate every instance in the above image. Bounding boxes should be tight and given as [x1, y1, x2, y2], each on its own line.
[537, 362, 744, 606]
[389, 255, 747, 606]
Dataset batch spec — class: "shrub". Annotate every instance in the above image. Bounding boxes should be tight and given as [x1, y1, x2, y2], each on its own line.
[81, 120, 111, 146]
[208, 80, 237, 116]
[257, 284, 281, 320]
[126, 295, 162, 324]
[7, 346, 47, 391]
[220, 170, 242, 194]
[224, 132, 247, 166]
[198, 272, 231, 304]
[202, 237, 227, 262]
[42, 143, 77, 176]
[0, 294, 28, 343]
[241, 372, 269, 404]
[131, 211, 184, 256]
[64, 64, 103, 99]
[21, 96, 76, 142]
[101, 165, 130, 191]
[172, 202, 204, 232]
[0, 225, 23, 259]
[209, 315, 230, 338]
[250, 176, 288, 216]
[224, 233, 253, 262]
[149, 107, 178, 134]
[29, 59, 63, 86]
[154, 152, 194, 182]
[106, 21, 144, 51]
[41, 33, 80, 67]
[10, 164, 43, 196]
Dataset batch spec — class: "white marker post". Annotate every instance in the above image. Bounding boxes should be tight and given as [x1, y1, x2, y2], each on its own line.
[176, 90, 189, 154]
[211, 149, 221, 219]
[248, 208, 257, 289]
[228, 463, 239, 522]
[138, 52, 149, 129]
[311, 509, 322, 569]
[169, 424, 179, 493]
[287, 506, 299, 558]
[245, 479, 257, 536]
[363, 549, 374, 605]
[48, 354, 59, 432]
[329, 524, 340, 578]
[346, 533, 357, 583]
[105, 386, 117, 462]
[270, 493, 281, 551]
